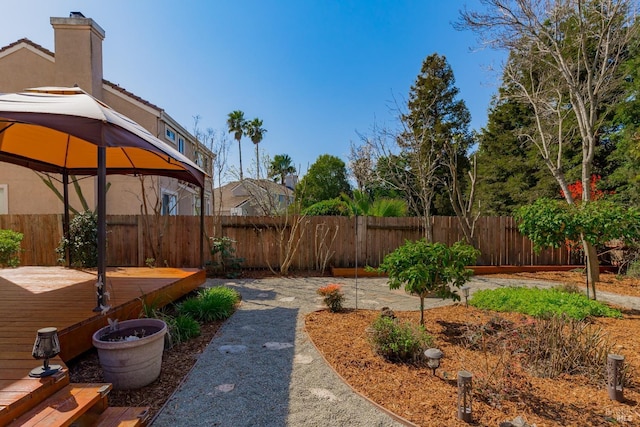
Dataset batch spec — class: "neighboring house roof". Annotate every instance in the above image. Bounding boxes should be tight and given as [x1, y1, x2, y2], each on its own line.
[215, 179, 294, 214]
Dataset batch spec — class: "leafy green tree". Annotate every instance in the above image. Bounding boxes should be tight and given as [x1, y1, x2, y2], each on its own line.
[374, 240, 479, 326]
[227, 110, 246, 180]
[243, 117, 266, 179]
[297, 154, 351, 208]
[269, 154, 296, 185]
[516, 198, 640, 299]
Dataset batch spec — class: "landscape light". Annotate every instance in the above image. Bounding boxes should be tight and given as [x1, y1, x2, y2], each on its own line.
[29, 327, 62, 378]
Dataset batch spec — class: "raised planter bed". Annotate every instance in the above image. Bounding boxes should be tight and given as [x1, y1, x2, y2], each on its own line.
[331, 265, 617, 278]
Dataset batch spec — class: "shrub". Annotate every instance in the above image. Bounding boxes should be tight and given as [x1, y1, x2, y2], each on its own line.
[0, 229, 23, 267]
[470, 287, 621, 320]
[172, 315, 201, 343]
[317, 283, 345, 312]
[518, 315, 628, 384]
[302, 198, 350, 216]
[209, 237, 244, 278]
[178, 286, 240, 322]
[56, 211, 98, 267]
[368, 315, 433, 364]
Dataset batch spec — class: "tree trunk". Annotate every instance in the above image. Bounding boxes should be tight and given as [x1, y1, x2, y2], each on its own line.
[238, 140, 244, 180]
[419, 296, 425, 326]
[583, 238, 600, 298]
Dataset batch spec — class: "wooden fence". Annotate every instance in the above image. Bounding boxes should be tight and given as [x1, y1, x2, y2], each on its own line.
[0, 214, 579, 269]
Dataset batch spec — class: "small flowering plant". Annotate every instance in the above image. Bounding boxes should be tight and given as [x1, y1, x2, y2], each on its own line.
[317, 283, 345, 313]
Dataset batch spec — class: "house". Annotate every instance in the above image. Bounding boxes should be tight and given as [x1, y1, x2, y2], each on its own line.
[214, 179, 295, 216]
[0, 12, 213, 216]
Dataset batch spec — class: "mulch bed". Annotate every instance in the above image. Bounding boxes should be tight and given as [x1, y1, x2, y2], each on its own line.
[305, 305, 640, 427]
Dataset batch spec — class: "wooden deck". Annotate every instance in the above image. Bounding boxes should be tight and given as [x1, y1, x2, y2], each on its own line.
[0, 266, 205, 425]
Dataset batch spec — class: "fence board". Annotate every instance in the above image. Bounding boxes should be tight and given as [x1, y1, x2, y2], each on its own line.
[0, 214, 579, 270]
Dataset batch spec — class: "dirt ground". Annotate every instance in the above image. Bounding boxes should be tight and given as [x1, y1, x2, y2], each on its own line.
[67, 271, 640, 425]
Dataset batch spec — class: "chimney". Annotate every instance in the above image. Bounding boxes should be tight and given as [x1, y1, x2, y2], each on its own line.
[50, 13, 105, 97]
[284, 174, 298, 190]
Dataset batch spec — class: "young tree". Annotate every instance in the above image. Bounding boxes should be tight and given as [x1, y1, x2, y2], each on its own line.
[227, 110, 246, 180]
[296, 154, 351, 208]
[243, 118, 266, 179]
[269, 154, 296, 185]
[460, 0, 638, 283]
[375, 240, 480, 326]
[516, 198, 640, 299]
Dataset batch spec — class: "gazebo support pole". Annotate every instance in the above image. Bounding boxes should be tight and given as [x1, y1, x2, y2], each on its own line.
[62, 171, 71, 267]
[200, 187, 205, 268]
[94, 145, 107, 312]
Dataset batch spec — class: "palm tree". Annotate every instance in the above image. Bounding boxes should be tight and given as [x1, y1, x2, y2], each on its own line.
[243, 118, 266, 179]
[227, 110, 246, 180]
[269, 154, 296, 185]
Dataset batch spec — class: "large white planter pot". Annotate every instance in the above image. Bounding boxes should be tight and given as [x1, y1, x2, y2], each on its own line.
[92, 318, 167, 390]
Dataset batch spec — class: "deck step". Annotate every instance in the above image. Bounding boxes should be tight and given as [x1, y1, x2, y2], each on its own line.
[94, 407, 150, 427]
[7, 383, 111, 427]
[0, 369, 69, 426]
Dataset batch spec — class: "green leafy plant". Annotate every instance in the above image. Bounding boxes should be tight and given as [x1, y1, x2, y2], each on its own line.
[316, 283, 345, 312]
[56, 210, 98, 268]
[0, 229, 23, 267]
[171, 315, 201, 343]
[469, 287, 621, 320]
[178, 286, 240, 322]
[145, 257, 156, 268]
[367, 315, 433, 364]
[209, 236, 244, 278]
[373, 239, 480, 325]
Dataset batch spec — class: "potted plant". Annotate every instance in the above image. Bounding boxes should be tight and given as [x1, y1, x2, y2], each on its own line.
[92, 318, 167, 390]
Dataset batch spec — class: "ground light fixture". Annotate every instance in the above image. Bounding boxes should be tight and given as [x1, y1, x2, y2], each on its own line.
[424, 348, 443, 376]
[457, 370, 473, 422]
[29, 327, 62, 378]
[461, 286, 470, 307]
[607, 354, 625, 402]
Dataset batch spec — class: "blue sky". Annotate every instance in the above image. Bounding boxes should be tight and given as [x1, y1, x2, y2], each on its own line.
[2, 1, 505, 180]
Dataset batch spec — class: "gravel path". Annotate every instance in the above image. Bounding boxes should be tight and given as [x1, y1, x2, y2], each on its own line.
[152, 276, 640, 426]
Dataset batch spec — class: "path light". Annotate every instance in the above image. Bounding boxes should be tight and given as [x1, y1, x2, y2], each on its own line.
[461, 286, 470, 307]
[607, 354, 625, 402]
[29, 327, 62, 378]
[457, 370, 473, 422]
[424, 348, 443, 376]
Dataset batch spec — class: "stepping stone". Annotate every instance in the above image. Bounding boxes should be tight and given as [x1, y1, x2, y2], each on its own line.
[263, 342, 294, 350]
[310, 388, 338, 402]
[216, 383, 235, 393]
[294, 354, 313, 364]
[279, 297, 295, 302]
[257, 293, 271, 298]
[360, 299, 380, 305]
[218, 345, 247, 354]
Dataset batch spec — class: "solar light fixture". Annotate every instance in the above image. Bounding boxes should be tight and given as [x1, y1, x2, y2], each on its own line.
[461, 286, 470, 307]
[29, 327, 62, 378]
[424, 348, 443, 376]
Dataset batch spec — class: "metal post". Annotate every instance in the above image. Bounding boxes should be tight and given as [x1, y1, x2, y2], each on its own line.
[200, 187, 205, 268]
[62, 171, 71, 267]
[94, 145, 106, 312]
[607, 354, 624, 402]
[457, 370, 473, 423]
